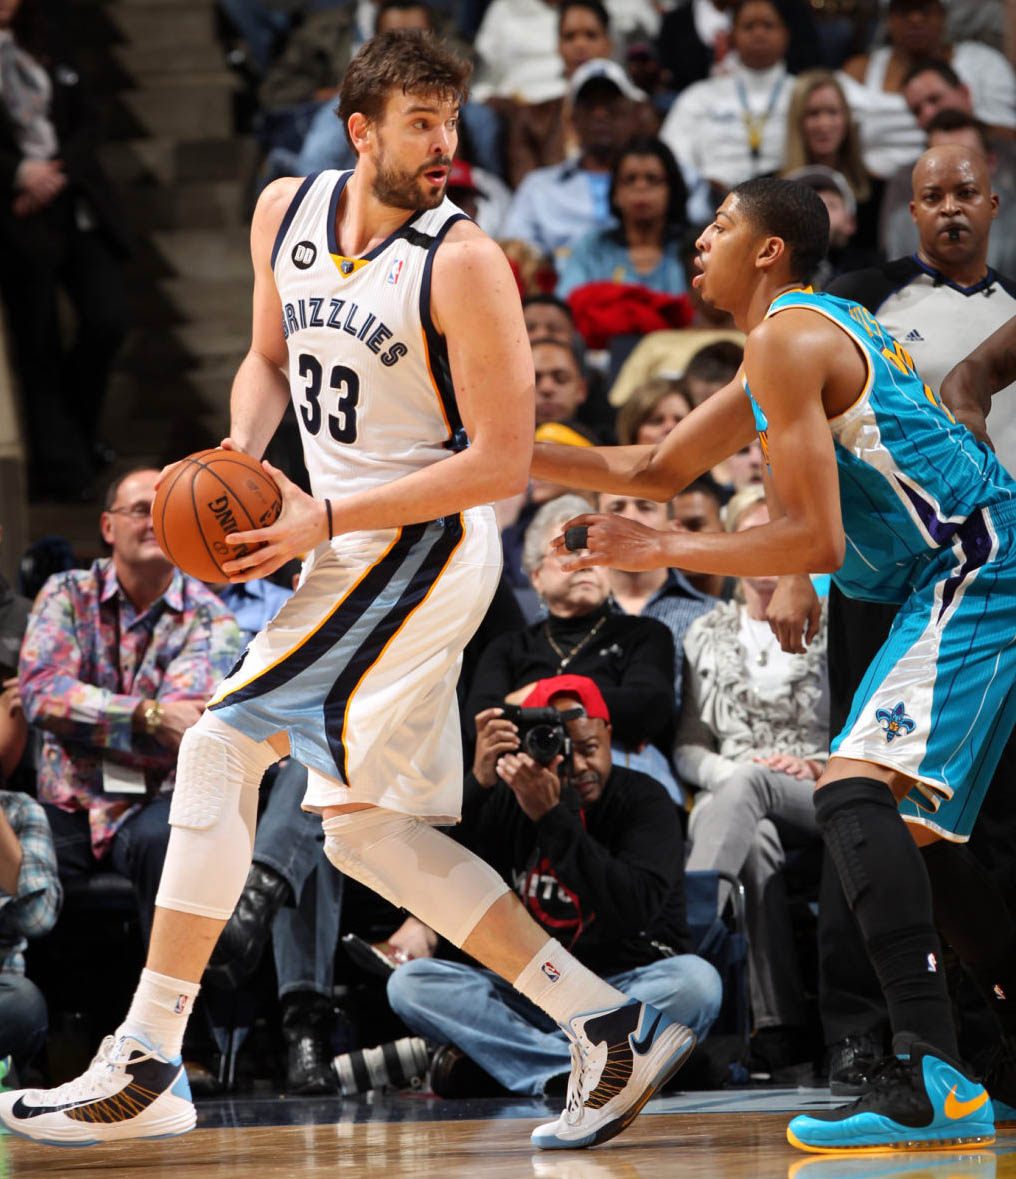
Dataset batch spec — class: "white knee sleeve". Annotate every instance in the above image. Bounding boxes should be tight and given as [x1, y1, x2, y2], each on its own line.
[322, 808, 508, 948]
[156, 712, 278, 920]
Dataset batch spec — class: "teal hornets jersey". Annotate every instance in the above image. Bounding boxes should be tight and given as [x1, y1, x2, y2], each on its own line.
[744, 289, 1016, 603]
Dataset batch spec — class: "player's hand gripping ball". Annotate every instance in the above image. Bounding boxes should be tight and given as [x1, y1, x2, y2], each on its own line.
[152, 449, 282, 582]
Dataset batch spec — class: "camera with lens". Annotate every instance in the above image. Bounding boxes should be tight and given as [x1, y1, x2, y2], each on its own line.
[500, 704, 580, 770]
[333, 1036, 430, 1095]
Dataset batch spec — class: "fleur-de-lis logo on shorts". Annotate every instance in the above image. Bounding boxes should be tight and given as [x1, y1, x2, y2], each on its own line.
[875, 701, 916, 743]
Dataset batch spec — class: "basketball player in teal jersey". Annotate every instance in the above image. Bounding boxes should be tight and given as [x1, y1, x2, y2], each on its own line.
[0, 31, 695, 1152]
[530, 176, 1016, 1153]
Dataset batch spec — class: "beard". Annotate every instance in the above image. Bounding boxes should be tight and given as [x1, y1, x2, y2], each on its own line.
[372, 143, 451, 212]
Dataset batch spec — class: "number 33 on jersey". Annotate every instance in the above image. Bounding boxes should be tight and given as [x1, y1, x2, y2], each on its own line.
[272, 170, 471, 502]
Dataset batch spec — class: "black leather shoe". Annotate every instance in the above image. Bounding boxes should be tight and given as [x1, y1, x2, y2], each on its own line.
[748, 1024, 816, 1085]
[204, 863, 293, 989]
[282, 992, 337, 1095]
[428, 1044, 507, 1099]
[828, 1031, 884, 1096]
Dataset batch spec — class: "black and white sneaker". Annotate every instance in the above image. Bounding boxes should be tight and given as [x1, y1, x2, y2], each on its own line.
[531, 1000, 695, 1150]
[0, 1031, 195, 1146]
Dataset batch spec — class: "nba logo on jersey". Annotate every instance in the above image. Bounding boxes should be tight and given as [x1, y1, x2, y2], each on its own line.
[927, 953, 938, 973]
[541, 961, 561, 983]
[386, 258, 405, 286]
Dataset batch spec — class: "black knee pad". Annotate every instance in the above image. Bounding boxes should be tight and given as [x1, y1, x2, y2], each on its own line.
[814, 777, 897, 908]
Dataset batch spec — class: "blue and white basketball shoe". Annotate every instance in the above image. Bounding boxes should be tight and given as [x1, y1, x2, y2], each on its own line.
[0, 1032, 195, 1146]
[788, 1039, 994, 1153]
[531, 999, 695, 1150]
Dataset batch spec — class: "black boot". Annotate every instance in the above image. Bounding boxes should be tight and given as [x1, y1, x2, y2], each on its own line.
[205, 863, 293, 989]
[282, 992, 337, 1095]
[429, 1044, 507, 1098]
[828, 1031, 884, 1096]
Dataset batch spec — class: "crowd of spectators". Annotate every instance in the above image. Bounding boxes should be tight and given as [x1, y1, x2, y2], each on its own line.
[0, 0, 1013, 1103]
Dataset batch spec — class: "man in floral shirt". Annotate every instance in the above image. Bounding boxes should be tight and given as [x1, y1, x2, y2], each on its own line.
[18, 469, 241, 941]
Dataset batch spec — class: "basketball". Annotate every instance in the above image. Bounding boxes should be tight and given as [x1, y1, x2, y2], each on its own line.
[152, 449, 283, 582]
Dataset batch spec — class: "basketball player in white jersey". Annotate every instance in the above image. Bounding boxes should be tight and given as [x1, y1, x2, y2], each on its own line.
[0, 31, 695, 1152]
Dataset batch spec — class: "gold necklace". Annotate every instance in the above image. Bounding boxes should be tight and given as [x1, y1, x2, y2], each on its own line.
[543, 614, 608, 671]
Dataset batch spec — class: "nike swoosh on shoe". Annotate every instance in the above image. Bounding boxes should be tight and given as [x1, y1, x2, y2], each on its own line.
[630, 1012, 663, 1056]
[11, 1096, 97, 1120]
[944, 1085, 990, 1120]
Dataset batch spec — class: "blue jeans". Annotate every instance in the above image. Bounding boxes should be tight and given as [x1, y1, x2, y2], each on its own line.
[387, 954, 722, 1096]
[44, 795, 172, 946]
[0, 973, 48, 1069]
[252, 760, 343, 1000]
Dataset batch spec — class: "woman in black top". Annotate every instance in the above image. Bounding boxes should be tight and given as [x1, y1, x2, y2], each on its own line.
[467, 495, 679, 791]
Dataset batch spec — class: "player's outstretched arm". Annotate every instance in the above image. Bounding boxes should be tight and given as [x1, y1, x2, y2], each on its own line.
[227, 179, 301, 459]
[940, 315, 1016, 449]
[552, 314, 845, 578]
[530, 375, 758, 501]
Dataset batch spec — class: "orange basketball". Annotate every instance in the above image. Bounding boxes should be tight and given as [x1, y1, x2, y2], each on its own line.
[152, 449, 283, 582]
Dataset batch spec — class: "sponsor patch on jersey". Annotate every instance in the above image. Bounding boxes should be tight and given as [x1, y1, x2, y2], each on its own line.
[292, 241, 317, 269]
[386, 258, 405, 286]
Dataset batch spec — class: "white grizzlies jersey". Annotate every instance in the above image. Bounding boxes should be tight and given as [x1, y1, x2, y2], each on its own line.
[271, 169, 470, 501]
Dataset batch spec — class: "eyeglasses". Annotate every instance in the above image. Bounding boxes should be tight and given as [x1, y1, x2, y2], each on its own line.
[106, 503, 154, 519]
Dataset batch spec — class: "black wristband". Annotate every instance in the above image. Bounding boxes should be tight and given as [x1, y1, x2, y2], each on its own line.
[324, 498, 333, 540]
[564, 525, 588, 552]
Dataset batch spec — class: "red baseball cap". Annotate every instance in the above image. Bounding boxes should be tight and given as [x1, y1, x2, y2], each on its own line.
[447, 158, 480, 195]
[522, 675, 610, 722]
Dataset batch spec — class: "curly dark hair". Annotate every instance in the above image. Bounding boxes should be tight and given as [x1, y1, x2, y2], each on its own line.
[337, 29, 472, 150]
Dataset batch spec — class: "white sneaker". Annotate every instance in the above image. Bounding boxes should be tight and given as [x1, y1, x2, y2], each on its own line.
[531, 1000, 695, 1150]
[0, 1032, 195, 1146]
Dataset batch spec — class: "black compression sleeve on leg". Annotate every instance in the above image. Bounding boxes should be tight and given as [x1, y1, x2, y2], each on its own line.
[922, 839, 1016, 1034]
[815, 777, 959, 1060]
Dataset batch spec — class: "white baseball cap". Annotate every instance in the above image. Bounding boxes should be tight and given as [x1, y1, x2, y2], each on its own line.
[569, 58, 647, 105]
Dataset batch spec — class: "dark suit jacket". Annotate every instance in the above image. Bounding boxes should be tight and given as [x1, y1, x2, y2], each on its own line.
[0, 41, 130, 257]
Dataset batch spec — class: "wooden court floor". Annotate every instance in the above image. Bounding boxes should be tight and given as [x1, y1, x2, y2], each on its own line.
[1, 1093, 1015, 1179]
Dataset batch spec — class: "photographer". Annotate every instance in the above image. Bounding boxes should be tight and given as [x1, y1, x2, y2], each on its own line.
[386, 675, 721, 1098]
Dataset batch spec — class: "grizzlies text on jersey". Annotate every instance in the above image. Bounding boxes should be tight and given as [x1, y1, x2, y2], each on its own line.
[273, 169, 469, 502]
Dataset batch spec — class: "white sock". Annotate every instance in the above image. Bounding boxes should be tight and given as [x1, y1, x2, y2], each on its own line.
[513, 939, 628, 1027]
[121, 968, 200, 1059]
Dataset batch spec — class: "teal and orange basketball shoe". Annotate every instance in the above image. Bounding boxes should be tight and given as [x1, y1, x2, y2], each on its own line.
[788, 1038, 994, 1153]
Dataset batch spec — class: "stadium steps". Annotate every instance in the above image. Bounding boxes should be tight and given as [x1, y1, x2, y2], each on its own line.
[27, 0, 258, 559]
